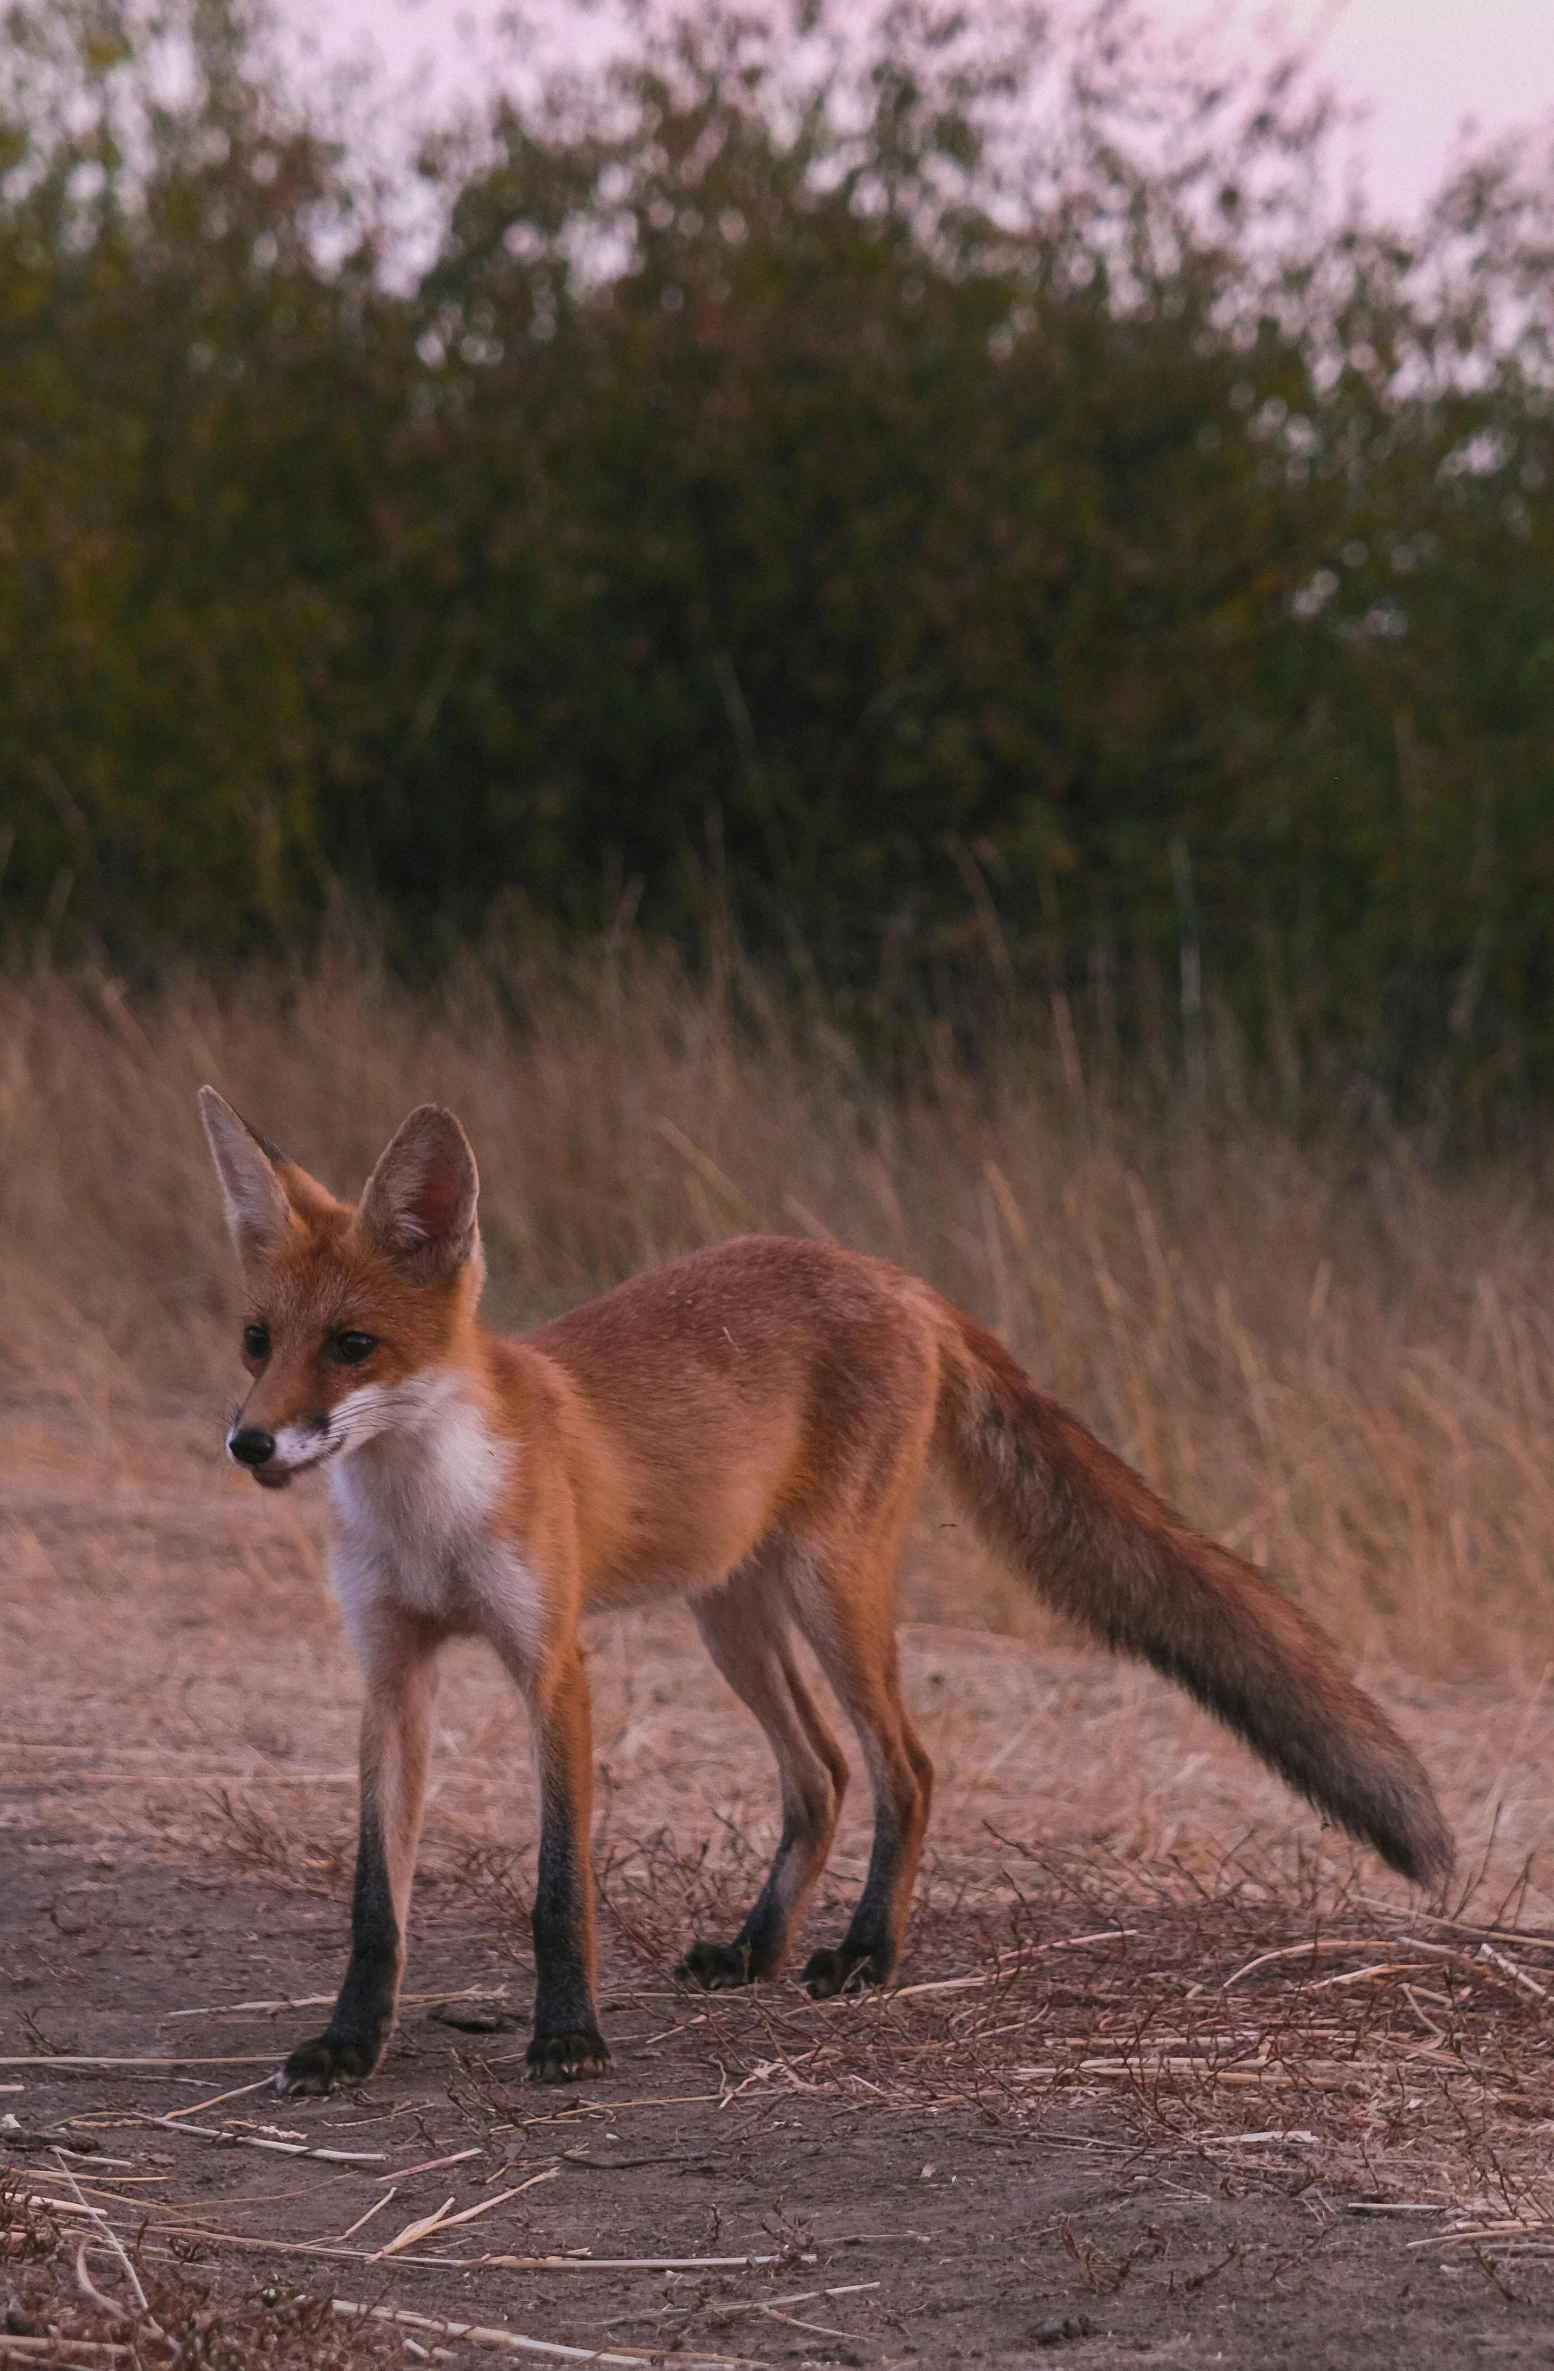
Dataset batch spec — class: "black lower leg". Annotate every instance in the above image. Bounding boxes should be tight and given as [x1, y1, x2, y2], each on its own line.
[676, 1805, 815, 1989]
[528, 1791, 608, 2081]
[279, 1805, 399, 2093]
[802, 1809, 903, 1999]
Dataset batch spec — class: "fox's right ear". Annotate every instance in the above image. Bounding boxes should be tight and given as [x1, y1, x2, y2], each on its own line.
[198, 1087, 294, 1257]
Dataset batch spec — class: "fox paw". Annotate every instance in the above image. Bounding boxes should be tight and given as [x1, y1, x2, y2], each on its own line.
[527, 2026, 611, 2083]
[675, 1940, 757, 1990]
[800, 1946, 891, 2000]
[276, 2033, 380, 2095]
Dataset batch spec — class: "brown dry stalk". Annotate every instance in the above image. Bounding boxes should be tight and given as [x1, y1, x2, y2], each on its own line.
[84, 2203, 813, 2277]
[0, 2345, 134, 2363]
[330, 2298, 758, 2365]
[159, 2079, 276, 2118]
[374, 2168, 558, 2259]
[338, 2189, 397, 2243]
[0, 2059, 285, 2072]
[1222, 1937, 1469, 1988]
[163, 1987, 512, 2022]
[135, 2117, 384, 2165]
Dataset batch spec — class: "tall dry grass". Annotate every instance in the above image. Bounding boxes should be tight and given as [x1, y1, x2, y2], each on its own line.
[4, 941, 1554, 1673]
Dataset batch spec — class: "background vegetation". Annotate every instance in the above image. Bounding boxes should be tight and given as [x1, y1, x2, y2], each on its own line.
[7, 947, 1554, 1671]
[2, 0, 1552, 1119]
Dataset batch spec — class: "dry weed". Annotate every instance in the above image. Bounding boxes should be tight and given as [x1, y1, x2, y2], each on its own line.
[0, 2210, 396, 2367]
[4, 945, 1554, 1672]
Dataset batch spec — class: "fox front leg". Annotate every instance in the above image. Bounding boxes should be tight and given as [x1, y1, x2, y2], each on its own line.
[278, 1627, 436, 2095]
[523, 1645, 610, 2081]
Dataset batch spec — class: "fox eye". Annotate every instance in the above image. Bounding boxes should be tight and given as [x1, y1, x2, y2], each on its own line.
[243, 1323, 269, 1360]
[332, 1331, 379, 1365]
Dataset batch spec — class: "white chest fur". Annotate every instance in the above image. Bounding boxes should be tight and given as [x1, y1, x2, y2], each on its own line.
[326, 1374, 541, 1662]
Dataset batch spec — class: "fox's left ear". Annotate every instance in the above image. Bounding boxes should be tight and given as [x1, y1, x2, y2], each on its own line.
[356, 1105, 480, 1281]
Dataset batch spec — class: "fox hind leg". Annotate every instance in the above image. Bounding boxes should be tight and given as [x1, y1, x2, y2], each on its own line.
[677, 1573, 848, 1990]
[793, 1548, 933, 2000]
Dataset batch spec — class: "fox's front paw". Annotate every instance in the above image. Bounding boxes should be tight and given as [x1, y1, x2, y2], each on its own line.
[526, 2026, 611, 2083]
[276, 2031, 381, 2095]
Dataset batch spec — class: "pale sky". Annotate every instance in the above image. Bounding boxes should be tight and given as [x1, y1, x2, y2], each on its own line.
[285, 0, 1554, 224]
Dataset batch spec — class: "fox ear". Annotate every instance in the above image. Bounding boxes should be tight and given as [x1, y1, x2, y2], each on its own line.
[356, 1105, 480, 1280]
[199, 1087, 294, 1256]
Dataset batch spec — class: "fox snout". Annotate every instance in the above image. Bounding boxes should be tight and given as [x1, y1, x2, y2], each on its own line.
[229, 1425, 276, 1468]
[226, 1411, 328, 1488]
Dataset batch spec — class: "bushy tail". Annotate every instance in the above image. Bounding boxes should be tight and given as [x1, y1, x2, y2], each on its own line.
[933, 1305, 1453, 1887]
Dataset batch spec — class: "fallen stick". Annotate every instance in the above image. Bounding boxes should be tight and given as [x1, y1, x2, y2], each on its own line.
[371, 2169, 556, 2261]
[375, 2195, 457, 2260]
[432, 2169, 558, 2225]
[139, 2224, 423, 2265]
[751, 2304, 851, 2340]
[1201, 2131, 1318, 2148]
[1222, 1937, 1465, 1990]
[886, 1929, 1141, 2001]
[374, 2170, 561, 2261]
[561, 2148, 718, 2175]
[1412, 2222, 1554, 2251]
[0, 2343, 132, 2362]
[136, 2115, 385, 2164]
[475, 2254, 813, 2275]
[485, 2091, 722, 2116]
[1343, 2202, 1448, 2215]
[50, 2156, 154, 2330]
[1355, 1896, 1554, 1953]
[340, 2188, 397, 2242]
[161, 2077, 277, 2119]
[0, 2140, 137, 2168]
[1011, 2063, 1353, 2089]
[15, 2173, 170, 2209]
[613, 2281, 881, 2328]
[0, 2056, 282, 2071]
[376, 2147, 482, 2180]
[330, 2297, 755, 2366]
[164, 1985, 512, 2022]
[1478, 1943, 1550, 2001]
[1085, 2051, 1351, 2075]
[116, 2213, 812, 2276]
[1307, 1962, 1436, 1992]
[76, 2235, 125, 2318]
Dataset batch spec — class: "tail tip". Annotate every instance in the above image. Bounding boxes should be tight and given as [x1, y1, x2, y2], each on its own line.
[1381, 1799, 1455, 1893]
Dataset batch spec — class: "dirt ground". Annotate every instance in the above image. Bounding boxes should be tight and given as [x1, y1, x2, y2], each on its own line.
[8, 1391, 1554, 2368]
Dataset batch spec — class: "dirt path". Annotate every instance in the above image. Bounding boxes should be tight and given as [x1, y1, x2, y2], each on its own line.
[7, 1396, 1554, 2366]
[8, 1844, 1554, 2369]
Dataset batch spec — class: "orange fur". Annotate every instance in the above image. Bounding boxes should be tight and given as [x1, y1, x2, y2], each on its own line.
[199, 1090, 1453, 2092]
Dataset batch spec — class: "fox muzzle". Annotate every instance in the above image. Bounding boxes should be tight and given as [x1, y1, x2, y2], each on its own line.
[228, 1425, 277, 1468]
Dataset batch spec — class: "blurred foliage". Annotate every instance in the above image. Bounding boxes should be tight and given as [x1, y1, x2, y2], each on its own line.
[2, 0, 1553, 1117]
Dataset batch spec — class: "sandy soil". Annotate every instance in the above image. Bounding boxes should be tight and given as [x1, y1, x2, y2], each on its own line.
[7, 1392, 1554, 2368]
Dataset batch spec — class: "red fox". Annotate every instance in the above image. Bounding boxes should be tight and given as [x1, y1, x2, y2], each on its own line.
[200, 1089, 1452, 2093]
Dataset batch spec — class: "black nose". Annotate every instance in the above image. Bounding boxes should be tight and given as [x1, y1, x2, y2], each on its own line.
[229, 1426, 276, 1467]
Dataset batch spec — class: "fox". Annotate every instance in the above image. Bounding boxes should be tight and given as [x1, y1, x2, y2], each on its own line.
[198, 1088, 1453, 2094]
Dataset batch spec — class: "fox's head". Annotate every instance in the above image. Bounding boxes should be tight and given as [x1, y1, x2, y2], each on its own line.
[199, 1090, 484, 1489]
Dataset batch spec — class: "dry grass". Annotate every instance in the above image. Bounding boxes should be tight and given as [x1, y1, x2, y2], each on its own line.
[10, 941, 1554, 1936]
[4, 941, 1554, 1669]
[1, 2176, 397, 2369]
